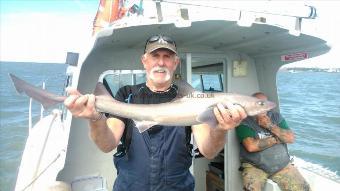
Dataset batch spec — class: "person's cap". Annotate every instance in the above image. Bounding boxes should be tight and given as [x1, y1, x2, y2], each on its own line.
[144, 35, 177, 54]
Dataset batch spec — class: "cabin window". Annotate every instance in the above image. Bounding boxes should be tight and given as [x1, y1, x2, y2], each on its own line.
[192, 74, 223, 92]
[192, 74, 203, 91]
[101, 70, 146, 96]
[202, 74, 223, 92]
[100, 70, 223, 96]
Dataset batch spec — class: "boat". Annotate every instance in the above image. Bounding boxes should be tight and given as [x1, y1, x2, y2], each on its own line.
[325, 68, 340, 73]
[13, 0, 340, 190]
[287, 69, 299, 73]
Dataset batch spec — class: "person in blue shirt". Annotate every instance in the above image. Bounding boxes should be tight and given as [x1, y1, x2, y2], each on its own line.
[64, 34, 247, 191]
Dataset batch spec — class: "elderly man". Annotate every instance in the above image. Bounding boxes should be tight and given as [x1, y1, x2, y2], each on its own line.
[64, 34, 246, 191]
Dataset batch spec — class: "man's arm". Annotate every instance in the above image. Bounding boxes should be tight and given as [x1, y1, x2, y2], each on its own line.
[64, 87, 125, 153]
[236, 122, 280, 152]
[89, 116, 125, 153]
[192, 123, 228, 159]
[266, 123, 294, 143]
[257, 115, 295, 143]
[192, 103, 247, 159]
[242, 136, 280, 152]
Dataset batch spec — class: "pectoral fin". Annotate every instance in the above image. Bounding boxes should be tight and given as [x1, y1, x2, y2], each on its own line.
[133, 120, 159, 133]
[196, 107, 218, 128]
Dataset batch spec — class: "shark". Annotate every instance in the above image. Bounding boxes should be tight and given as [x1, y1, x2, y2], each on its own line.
[9, 73, 276, 133]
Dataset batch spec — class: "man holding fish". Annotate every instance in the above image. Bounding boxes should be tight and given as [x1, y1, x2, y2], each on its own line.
[63, 35, 267, 191]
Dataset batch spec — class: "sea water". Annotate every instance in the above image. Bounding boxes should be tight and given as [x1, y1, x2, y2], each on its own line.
[277, 71, 340, 180]
[0, 62, 67, 191]
[0, 62, 339, 190]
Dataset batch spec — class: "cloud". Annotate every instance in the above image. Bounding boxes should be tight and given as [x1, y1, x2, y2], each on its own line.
[1, 12, 94, 63]
[284, 1, 340, 68]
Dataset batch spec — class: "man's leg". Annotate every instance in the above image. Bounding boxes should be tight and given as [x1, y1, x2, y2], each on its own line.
[241, 163, 268, 191]
[271, 163, 311, 191]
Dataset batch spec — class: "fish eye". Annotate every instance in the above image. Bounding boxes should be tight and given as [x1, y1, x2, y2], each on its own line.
[257, 101, 265, 106]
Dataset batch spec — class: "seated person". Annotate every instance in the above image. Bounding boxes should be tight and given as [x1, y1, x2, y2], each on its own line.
[236, 92, 310, 191]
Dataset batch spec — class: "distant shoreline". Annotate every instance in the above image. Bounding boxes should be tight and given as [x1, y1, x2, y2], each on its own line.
[279, 67, 340, 73]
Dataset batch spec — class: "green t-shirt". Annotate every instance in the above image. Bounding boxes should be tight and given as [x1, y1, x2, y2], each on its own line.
[236, 117, 289, 142]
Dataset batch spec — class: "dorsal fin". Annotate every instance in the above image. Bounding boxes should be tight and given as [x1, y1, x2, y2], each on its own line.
[93, 82, 116, 103]
[94, 82, 112, 96]
[173, 80, 197, 98]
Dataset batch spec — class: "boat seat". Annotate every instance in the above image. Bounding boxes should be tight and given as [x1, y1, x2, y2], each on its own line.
[71, 175, 108, 191]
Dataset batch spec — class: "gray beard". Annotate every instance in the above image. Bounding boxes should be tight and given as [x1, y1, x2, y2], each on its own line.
[149, 66, 171, 83]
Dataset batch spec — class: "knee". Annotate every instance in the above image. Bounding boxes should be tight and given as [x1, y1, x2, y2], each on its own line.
[242, 178, 266, 191]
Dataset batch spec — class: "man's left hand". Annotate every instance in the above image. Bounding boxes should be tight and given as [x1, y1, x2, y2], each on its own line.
[213, 103, 247, 131]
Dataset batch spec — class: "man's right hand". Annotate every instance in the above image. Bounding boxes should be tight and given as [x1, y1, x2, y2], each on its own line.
[64, 87, 124, 152]
[256, 113, 272, 129]
[64, 87, 101, 120]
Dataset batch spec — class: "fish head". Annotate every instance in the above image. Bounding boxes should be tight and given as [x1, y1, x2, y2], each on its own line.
[222, 94, 276, 116]
[244, 98, 276, 116]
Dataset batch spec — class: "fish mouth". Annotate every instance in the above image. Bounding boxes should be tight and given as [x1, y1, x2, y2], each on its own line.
[268, 101, 277, 110]
[258, 101, 276, 115]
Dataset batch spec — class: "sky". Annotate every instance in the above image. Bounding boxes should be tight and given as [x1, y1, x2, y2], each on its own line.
[0, 0, 339, 68]
[0, 0, 99, 63]
[285, 1, 340, 69]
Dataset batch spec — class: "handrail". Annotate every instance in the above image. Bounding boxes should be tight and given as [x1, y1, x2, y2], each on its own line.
[28, 98, 33, 133]
[161, 0, 316, 19]
[28, 81, 46, 134]
[40, 82, 45, 119]
[21, 153, 62, 191]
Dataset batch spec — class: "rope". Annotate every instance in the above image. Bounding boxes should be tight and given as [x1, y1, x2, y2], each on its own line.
[21, 152, 62, 191]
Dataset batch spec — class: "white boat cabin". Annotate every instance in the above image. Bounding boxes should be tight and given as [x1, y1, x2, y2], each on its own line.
[15, 1, 339, 191]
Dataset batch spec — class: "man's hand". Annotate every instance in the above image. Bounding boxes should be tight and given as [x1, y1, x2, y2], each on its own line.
[63, 88, 123, 152]
[192, 103, 247, 159]
[64, 87, 100, 120]
[213, 103, 247, 131]
[257, 114, 272, 129]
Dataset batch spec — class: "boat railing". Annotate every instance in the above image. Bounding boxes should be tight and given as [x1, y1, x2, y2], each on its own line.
[28, 97, 33, 132]
[27, 78, 67, 134]
[101, 1, 318, 38]
[28, 82, 46, 133]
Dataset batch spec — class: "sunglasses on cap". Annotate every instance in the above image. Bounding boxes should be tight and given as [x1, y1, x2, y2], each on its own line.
[144, 35, 177, 53]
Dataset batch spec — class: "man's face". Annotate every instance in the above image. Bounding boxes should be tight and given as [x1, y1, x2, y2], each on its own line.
[256, 112, 267, 120]
[142, 49, 179, 85]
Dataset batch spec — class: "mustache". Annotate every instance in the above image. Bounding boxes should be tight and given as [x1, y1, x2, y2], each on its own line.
[150, 66, 170, 74]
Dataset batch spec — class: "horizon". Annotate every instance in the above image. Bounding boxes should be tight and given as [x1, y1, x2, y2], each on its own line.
[2, 60, 339, 69]
[1, 1, 339, 68]
[0, 60, 65, 64]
